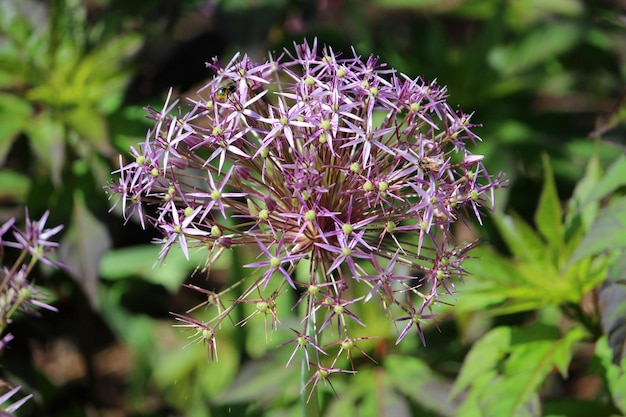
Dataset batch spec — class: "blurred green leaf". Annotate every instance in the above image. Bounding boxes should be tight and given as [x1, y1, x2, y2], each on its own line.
[568, 197, 626, 266]
[457, 247, 525, 311]
[153, 335, 239, 400]
[455, 324, 584, 417]
[595, 336, 626, 414]
[564, 149, 602, 237]
[543, 398, 617, 417]
[220, 0, 288, 11]
[371, 0, 440, 8]
[580, 154, 626, 212]
[0, 93, 32, 163]
[551, 326, 587, 376]
[213, 353, 299, 405]
[24, 112, 66, 185]
[0, 170, 29, 202]
[599, 250, 626, 364]
[65, 105, 113, 156]
[609, 362, 626, 413]
[589, 93, 626, 138]
[100, 244, 223, 292]
[98, 286, 157, 352]
[535, 154, 564, 255]
[59, 191, 112, 309]
[329, 367, 414, 417]
[493, 213, 548, 265]
[489, 22, 580, 76]
[479, 380, 541, 417]
[451, 326, 511, 398]
[459, 244, 571, 316]
[387, 355, 457, 416]
[508, 0, 584, 27]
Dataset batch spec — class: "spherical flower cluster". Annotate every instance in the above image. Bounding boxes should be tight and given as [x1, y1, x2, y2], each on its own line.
[109, 39, 504, 392]
[0, 210, 62, 327]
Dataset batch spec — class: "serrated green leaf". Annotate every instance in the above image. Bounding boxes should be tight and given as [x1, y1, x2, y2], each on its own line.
[386, 355, 457, 416]
[479, 379, 541, 417]
[535, 154, 564, 254]
[454, 282, 509, 313]
[458, 324, 581, 417]
[552, 326, 587, 376]
[463, 246, 527, 284]
[505, 337, 562, 384]
[460, 245, 565, 315]
[70, 34, 141, 112]
[455, 370, 499, 417]
[451, 327, 511, 398]
[493, 213, 549, 265]
[581, 154, 626, 212]
[488, 325, 583, 416]
[566, 152, 625, 238]
[568, 196, 626, 266]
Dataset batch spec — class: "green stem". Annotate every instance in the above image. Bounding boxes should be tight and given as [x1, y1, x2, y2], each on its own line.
[301, 368, 319, 416]
[302, 314, 320, 417]
[302, 264, 324, 417]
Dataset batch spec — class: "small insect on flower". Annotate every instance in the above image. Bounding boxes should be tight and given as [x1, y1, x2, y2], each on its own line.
[418, 156, 444, 173]
[215, 78, 237, 102]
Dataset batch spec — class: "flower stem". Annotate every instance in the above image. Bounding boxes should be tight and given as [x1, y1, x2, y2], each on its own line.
[302, 313, 320, 417]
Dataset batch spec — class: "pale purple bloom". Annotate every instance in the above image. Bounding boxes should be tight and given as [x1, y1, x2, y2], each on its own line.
[278, 328, 327, 369]
[0, 210, 65, 316]
[303, 363, 356, 402]
[1, 210, 65, 414]
[0, 386, 32, 416]
[109, 39, 505, 392]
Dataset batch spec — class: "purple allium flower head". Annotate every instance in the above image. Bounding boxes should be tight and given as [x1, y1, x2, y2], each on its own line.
[3, 209, 65, 269]
[1, 210, 64, 322]
[109, 39, 505, 387]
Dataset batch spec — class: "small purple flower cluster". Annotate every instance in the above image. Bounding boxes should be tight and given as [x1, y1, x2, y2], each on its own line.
[0, 210, 64, 415]
[109, 40, 504, 388]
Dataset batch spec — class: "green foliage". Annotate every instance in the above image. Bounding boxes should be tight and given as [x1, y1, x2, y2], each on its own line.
[458, 151, 623, 317]
[2, 0, 626, 416]
[0, 0, 141, 188]
[595, 336, 626, 415]
[100, 245, 223, 293]
[0, 0, 144, 314]
[452, 325, 586, 416]
[450, 149, 626, 416]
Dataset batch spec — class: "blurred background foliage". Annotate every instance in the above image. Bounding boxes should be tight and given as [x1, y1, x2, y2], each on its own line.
[1, 0, 626, 416]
